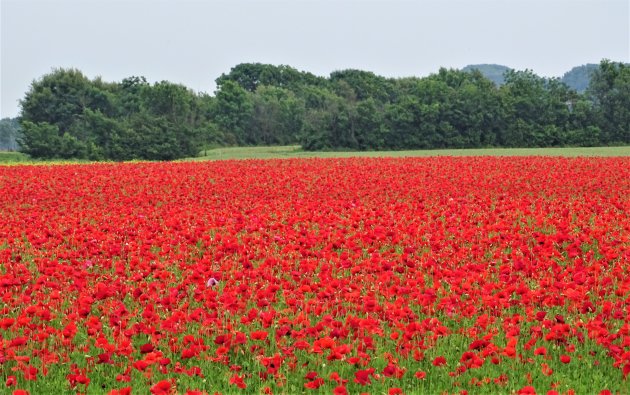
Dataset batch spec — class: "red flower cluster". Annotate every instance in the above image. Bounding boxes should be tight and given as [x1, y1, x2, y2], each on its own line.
[0, 157, 628, 393]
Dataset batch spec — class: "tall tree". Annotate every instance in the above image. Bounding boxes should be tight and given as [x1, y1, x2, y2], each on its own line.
[355, 99, 385, 149]
[300, 86, 356, 150]
[19, 68, 116, 158]
[249, 86, 304, 145]
[216, 63, 326, 92]
[588, 60, 630, 144]
[329, 69, 392, 102]
[500, 70, 573, 147]
[20, 68, 114, 134]
[16, 61, 624, 158]
[213, 80, 254, 144]
[19, 121, 63, 158]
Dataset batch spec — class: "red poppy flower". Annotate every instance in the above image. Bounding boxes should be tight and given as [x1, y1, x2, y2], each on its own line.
[517, 386, 537, 395]
[229, 374, 246, 389]
[333, 386, 348, 395]
[140, 343, 154, 354]
[1, 157, 628, 393]
[251, 331, 268, 341]
[150, 380, 172, 395]
[5, 376, 16, 387]
[534, 347, 547, 356]
[354, 368, 375, 386]
[432, 356, 447, 367]
[304, 378, 324, 389]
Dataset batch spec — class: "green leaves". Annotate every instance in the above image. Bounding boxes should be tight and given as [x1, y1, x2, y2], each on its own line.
[19, 69, 207, 160]
[588, 60, 630, 144]
[19, 121, 63, 159]
[16, 61, 630, 160]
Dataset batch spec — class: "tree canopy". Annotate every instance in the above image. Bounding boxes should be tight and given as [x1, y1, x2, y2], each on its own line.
[17, 60, 629, 160]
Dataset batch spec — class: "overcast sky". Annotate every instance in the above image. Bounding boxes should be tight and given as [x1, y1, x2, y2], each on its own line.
[1, 0, 629, 118]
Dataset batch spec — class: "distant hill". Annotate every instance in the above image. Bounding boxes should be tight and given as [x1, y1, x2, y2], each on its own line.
[560, 64, 598, 92]
[0, 117, 21, 151]
[462, 63, 607, 92]
[461, 64, 512, 86]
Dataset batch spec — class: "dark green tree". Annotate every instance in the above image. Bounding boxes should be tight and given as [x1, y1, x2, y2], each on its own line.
[588, 60, 630, 144]
[216, 63, 326, 92]
[18, 121, 63, 158]
[355, 99, 385, 149]
[16, 61, 624, 158]
[500, 70, 573, 147]
[20, 68, 116, 159]
[20, 68, 114, 134]
[300, 86, 357, 150]
[249, 86, 304, 145]
[117, 76, 149, 116]
[213, 80, 254, 145]
[330, 69, 392, 102]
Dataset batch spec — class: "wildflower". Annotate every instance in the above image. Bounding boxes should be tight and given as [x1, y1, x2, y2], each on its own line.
[432, 356, 447, 367]
[229, 374, 246, 389]
[354, 368, 374, 386]
[150, 380, 172, 395]
[5, 376, 17, 387]
[517, 386, 537, 395]
[333, 386, 348, 395]
[304, 378, 324, 389]
[206, 277, 219, 287]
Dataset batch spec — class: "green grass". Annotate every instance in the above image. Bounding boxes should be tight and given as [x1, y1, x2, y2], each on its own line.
[0, 151, 30, 163]
[189, 146, 630, 161]
[2, 146, 629, 165]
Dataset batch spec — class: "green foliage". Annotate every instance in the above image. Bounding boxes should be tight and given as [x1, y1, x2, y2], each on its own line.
[20, 69, 101, 132]
[16, 60, 630, 160]
[19, 69, 209, 160]
[19, 121, 62, 158]
[216, 63, 326, 93]
[249, 86, 305, 145]
[213, 80, 254, 145]
[499, 70, 578, 147]
[330, 69, 393, 102]
[587, 60, 630, 144]
[355, 99, 385, 149]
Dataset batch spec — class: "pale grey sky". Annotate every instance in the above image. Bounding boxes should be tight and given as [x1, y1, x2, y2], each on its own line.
[1, 0, 629, 118]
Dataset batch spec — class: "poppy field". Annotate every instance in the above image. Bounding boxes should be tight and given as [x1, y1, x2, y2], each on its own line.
[1, 157, 629, 395]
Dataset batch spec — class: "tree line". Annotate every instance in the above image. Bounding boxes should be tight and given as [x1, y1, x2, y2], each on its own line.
[15, 60, 629, 160]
